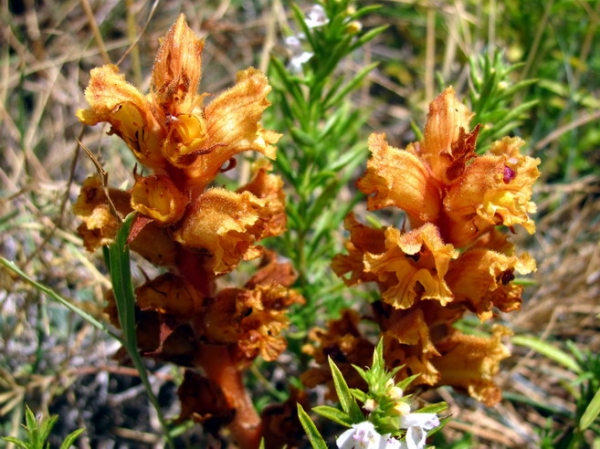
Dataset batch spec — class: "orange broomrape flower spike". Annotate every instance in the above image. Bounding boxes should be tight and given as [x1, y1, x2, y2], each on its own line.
[75, 15, 291, 449]
[322, 87, 540, 406]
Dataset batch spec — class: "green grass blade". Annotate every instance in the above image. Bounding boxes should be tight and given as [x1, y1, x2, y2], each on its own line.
[106, 213, 175, 449]
[580, 386, 600, 431]
[0, 258, 121, 343]
[512, 335, 582, 374]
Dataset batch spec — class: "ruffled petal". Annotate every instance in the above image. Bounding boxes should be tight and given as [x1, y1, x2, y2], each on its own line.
[443, 137, 540, 246]
[365, 224, 458, 309]
[73, 175, 132, 251]
[358, 133, 441, 224]
[446, 247, 536, 320]
[180, 68, 281, 188]
[172, 188, 270, 274]
[432, 325, 512, 406]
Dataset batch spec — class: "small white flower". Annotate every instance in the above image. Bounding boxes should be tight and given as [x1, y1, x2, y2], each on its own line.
[284, 36, 303, 52]
[305, 4, 329, 28]
[284, 35, 313, 73]
[289, 51, 314, 73]
[399, 413, 440, 449]
[337, 422, 402, 449]
[337, 422, 381, 449]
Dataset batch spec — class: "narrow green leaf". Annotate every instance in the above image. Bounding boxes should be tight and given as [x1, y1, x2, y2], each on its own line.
[305, 180, 341, 225]
[290, 127, 317, 147]
[396, 374, 421, 391]
[472, 70, 498, 116]
[297, 404, 328, 449]
[312, 405, 353, 427]
[59, 429, 85, 449]
[349, 25, 389, 53]
[269, 56, 306, 110]
[291, 3, 317, 53]
[350, 389, 369, 405]
[499, 78, 538, 100]
[321, 76, 346, 111]
[39, 415, 58, 446]
[580, 387, 600, 430]
[0, 258, 121, 342]
[329, 358, 364, 422]
[2, 437, 29, 448]
[418, 403, 447, 415]
[348, 4, 382, 21]
[324, 62, 379, 110]
[24, 405, 37, 434]
[512, 335, 582, 374]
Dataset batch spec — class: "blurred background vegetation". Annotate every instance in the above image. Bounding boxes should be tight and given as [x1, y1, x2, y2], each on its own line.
[0, 0, 599, 447]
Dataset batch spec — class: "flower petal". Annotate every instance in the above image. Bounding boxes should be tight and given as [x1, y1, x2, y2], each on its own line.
[443, 137, 540, 247]
[358, 133, 441, 225]
[365, 224, 458, 309]
[432, 325, 512, 406]
[135, 273, 204, 318]
[446, 246, 536, 320]
[73, 175, 132, 251]
[172, 188, 270, 274]
[77, 65, 166, 169]
[152, 14, 205, 116]
[182, 68, 281, 188]
[131, 174, 189, 225]
[422, 87, 475, 183]
[400, 413, 439, 431]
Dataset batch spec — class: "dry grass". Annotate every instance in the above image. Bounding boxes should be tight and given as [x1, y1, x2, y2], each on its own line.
[1, 0, 599, 448]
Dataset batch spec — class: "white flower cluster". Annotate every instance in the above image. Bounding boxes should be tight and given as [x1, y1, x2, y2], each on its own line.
[284, 5, 328, 73]
[336, 413, 440, 449]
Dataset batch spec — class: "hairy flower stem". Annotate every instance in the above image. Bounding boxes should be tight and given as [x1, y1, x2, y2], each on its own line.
[196, 344, 262, 449]
[178, 251, 262, 448]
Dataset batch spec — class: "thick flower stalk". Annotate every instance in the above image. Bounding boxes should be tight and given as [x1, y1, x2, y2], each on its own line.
[305, 88, 540, 406]
[74, 15, 298, 449]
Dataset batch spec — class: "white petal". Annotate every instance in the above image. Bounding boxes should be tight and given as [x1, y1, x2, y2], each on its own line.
[305, 4, 329, 28]
[337, 422, 383, 449]
[289, 52, 313, 73]
[405, 426, 426, 449]
[400, 413, 440, 431]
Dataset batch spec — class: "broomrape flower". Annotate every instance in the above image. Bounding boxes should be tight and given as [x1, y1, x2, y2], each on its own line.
[311, 87, 539, 407]
[76, 15, 285, 274]
[77, 15, 279, 189]
[75, 15, 298, 448]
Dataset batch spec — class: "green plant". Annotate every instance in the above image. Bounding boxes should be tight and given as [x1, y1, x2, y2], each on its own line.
[2, 404, 84, 449]
[267, 1, 387, 334]
[298, 339, 447, 449]
[511, 336, 600, 448]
